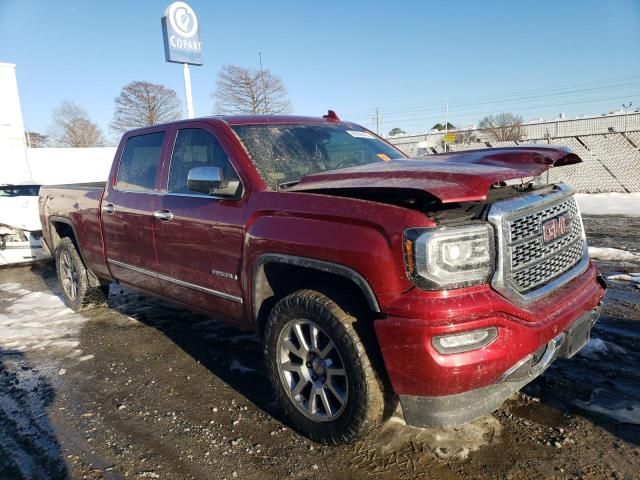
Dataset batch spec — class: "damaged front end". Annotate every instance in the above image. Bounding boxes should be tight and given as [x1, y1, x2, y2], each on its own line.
[0, 224, 49, 266]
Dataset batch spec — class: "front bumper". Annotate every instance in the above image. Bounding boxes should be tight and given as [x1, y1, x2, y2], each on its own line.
[399, 309, 598, 427]
[374, 262, 606, 426]
[0, 230, 51, 267]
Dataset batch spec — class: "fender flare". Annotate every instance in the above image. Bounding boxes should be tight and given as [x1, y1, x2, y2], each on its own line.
[48, 216, 101, 286]
[251, 253, 381, 322]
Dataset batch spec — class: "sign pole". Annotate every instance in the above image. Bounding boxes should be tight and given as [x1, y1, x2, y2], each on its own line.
[183, 63, 194, 118]
[162, 2, 203, 119]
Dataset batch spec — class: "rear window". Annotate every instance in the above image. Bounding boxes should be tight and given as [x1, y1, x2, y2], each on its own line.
[115, 132, 165, 191]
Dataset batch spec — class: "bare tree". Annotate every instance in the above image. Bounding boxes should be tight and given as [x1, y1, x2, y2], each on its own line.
[24, 131, 48, 148]
[48, 101, 105, 147]
[110, 81, 182, 135]
[213, 65, 291, 115]
[454, 130, 480, 144]
[478, 113, 523, 141]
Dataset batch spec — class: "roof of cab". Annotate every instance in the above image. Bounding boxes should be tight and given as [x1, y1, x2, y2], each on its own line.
[213, 114, 340, 126]
[122, 114, 348, 136]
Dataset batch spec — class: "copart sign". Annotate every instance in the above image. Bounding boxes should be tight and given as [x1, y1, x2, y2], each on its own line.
[161, 2, 203, 65]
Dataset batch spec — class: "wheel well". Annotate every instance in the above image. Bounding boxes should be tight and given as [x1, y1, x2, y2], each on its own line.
[50, 220, 101, 287]
[254, 259, 398, 418]
[50, 221, 76, 250]
[253, 259, 380, 335]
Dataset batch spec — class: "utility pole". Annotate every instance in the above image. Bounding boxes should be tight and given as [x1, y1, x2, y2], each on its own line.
[623, 102, 632, 133]
[373, 108, 380, 135]
[259, 52, 269, 114]
[444, 99, 449, 152]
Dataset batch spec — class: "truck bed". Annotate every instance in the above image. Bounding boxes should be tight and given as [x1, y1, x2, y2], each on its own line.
[43, 181, 106, 191]
[38, 182, 109, 279]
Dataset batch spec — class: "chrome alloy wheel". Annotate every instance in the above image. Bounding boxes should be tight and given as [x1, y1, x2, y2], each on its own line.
[276, 319, 349, 422]
[60, 250, 79, 300]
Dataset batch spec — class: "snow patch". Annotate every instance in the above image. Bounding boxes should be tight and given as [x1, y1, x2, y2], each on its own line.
[229, 360, 256, 373]
[576, 193, 640, 217]
[364, 413, 501, 460]
[574, 388, 640, 425]
[0, 284, 88, 353]
[579, 338, 608, 359]
[607, 272, 640, 288]
[0, 283, 26, 293]
[575, 403, 640, 425]
[579, 337, 626, 360]
[588, 246, 640, 263]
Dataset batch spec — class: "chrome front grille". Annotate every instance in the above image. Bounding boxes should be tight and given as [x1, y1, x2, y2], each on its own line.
[489, 184, 589, 305]
[509, 197, 577, 243]
[512, 239, 585, 292]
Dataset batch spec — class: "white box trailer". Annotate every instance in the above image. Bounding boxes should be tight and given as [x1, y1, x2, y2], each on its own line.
[0, 63, 115, 266]
[0, 62, 32, 184]
[0, 63, 46, 266]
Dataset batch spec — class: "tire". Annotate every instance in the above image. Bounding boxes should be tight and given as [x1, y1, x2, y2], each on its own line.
[263, 289, 387, 445]
[55, 237, 108, 312]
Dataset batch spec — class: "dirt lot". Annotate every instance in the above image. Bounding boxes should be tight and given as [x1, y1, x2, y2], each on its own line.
[0, 216, 639, 480]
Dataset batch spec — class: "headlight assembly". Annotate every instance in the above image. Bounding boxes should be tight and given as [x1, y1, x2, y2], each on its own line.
[404, 224, 495, 290]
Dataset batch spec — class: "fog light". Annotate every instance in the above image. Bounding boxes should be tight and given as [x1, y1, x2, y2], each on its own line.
[432, 327, 498, 354]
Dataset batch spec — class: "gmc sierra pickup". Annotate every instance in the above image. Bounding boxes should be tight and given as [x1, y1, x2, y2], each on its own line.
[39, 113, 606, 445]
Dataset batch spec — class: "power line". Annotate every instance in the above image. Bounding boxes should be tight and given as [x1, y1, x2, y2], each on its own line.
[342, 74, 640, 118]
[377, 80, 640, 120]
[387, 93, 639, 128]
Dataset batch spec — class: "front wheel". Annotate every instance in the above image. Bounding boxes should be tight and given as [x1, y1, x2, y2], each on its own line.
[263, 289, 387, 445]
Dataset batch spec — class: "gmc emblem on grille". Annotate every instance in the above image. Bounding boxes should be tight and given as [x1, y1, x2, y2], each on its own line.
[542, 213, 572, 243]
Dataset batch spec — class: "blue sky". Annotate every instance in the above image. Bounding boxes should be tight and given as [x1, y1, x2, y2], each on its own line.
[1, 0, 639, 141]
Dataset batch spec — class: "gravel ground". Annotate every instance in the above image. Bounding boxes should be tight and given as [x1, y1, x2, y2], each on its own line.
[0, 215, 638, 480]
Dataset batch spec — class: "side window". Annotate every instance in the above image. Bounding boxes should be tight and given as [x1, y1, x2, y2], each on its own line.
[115, 132, 165, 191]
[168, 128, 239, 194]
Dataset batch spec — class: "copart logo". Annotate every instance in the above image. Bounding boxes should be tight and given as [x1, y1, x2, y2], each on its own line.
[167, 2, 198, 38]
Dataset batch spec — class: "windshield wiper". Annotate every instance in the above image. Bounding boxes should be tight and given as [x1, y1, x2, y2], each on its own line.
[277, 179, 300, 190]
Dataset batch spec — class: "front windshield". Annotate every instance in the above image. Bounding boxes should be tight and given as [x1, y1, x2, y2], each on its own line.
[0, 185, 40, 197]
[231, 123, 406, 189]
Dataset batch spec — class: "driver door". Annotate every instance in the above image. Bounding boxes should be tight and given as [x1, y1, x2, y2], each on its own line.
[152, 124, 247, 324]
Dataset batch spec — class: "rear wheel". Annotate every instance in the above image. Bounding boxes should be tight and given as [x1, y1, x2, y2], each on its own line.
[264, 289, 387, 445]
[55, 237, 108, 311]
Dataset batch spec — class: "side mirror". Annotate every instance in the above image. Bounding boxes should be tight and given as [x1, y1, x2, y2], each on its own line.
[187, 166, 241, 197]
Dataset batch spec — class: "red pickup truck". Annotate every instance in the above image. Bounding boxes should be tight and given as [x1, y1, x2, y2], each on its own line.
[39, 113, 606, 445]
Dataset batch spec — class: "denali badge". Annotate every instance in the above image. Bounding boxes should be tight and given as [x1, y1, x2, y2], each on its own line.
[542, 213, 572, 243]
[211, 269, 238, 280]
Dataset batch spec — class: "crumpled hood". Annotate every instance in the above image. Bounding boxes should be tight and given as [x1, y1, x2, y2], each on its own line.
[288, 145, 581, 203]
[0, 196, 42, 231]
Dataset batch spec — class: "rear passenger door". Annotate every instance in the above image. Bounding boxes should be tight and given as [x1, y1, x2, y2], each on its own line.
[101, 130, 166, 292]
[153, 125, 247, 324]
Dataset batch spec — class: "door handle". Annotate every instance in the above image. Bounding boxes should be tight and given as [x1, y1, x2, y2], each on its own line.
[102, 203, 116, 214]
[153, 209, 174, 222]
